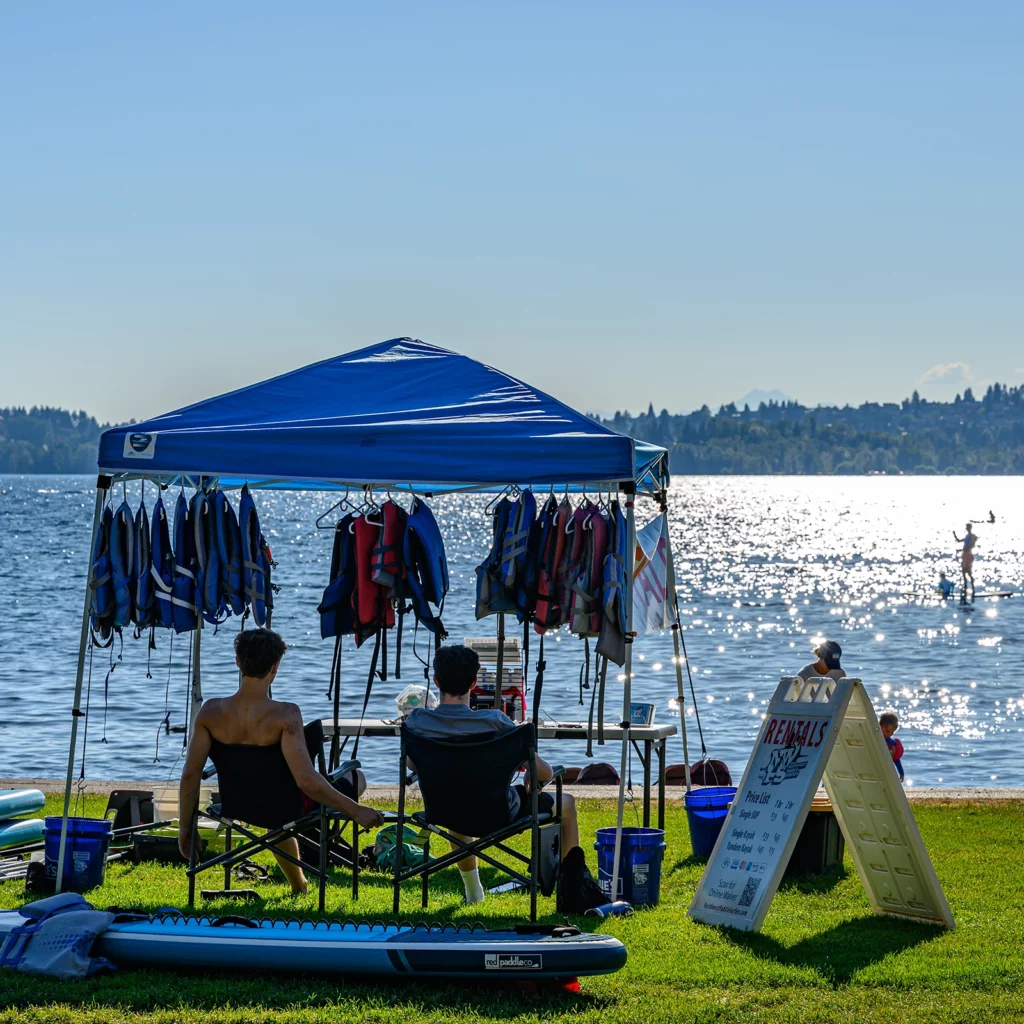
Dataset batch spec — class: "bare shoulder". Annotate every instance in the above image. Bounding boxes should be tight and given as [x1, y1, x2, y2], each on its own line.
[195, 698, 225, 724]
[273, 701, 305, 735]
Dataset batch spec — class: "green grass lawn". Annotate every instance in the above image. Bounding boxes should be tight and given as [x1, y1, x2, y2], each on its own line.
[1, 796, 1022, 1023]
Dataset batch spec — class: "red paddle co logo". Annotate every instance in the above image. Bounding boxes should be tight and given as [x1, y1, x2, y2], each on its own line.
[484, 953, 542, 970]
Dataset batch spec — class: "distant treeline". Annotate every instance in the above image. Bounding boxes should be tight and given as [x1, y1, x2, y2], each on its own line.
[0, 407, 105, 473]
[597, 384, 1024, 474]
[7, 386, 1024, 475]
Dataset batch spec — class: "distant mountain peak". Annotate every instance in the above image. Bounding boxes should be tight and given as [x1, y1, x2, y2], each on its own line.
[735, 388, 794, 409]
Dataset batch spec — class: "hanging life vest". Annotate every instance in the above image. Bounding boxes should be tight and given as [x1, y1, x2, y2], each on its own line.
[516, 492, 551, 624]
[595, 500, 628, 666]
[585, 507, 611, 635]
[239, 484, 271, 627]
[370, 500, 408, 591]
[402, 497, 449, 639]
[318, 513, 357, 639]
[110, 499, 135, 630]
[132, 499, 156, 631]
[261, 536, 276, 627]
[88, 505, 115, 643]
[150, 494, 175, 629]
[533, 497, 570, 633]
[192, 490, 224, 625]
[474, 497, 516, 619]
[351, 513, 394, 647]
[559, 504, 589, 624]
[214, 490, 245, 618]
[171, 492, 198, 634]
[501, 490, 537, 591]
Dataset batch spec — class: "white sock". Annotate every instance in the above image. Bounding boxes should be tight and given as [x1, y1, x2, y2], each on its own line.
[459, 867, 485, 904]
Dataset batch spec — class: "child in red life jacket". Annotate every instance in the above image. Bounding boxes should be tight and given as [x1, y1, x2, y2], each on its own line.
[879, 711, 904, 782]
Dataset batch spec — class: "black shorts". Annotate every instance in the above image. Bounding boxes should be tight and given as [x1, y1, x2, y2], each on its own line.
[510, 784, 555, 819]
[331, 773, 359, 802]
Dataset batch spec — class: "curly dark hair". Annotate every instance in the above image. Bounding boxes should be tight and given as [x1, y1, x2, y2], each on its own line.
[433, 644, 481, 696]
[234, 629, 287, 678]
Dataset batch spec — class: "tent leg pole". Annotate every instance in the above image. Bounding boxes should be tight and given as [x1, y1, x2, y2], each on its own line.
[671, 624, 692, 794]
[189, 626, 203, 740]
[610, 483, 636, 903]
[56, 479, 108, 893]
[666, 528, 692, 793]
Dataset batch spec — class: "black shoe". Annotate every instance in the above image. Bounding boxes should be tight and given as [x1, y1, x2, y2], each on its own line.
[557, 846, 606, 914]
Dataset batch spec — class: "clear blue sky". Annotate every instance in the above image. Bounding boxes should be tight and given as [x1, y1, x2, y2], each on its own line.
[1, 2, 1021, 423]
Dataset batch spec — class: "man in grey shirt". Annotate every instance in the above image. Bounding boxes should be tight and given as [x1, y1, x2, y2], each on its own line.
[406, 645, 587, 906]
[797, 639, 846, 681]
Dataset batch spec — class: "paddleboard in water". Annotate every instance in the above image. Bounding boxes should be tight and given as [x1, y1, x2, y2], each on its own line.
[0, 818, 44, 850]
[973, 591, 1013, 599]
[0, 909, 627, 979]
[0, 790, 45, 823]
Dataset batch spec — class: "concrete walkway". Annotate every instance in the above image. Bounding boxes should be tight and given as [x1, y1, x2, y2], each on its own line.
[4, 777, 1023, 803]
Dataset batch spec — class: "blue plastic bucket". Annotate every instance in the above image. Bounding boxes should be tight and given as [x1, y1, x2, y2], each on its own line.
[684, 786, 737, 859]
[43, 817, 113, 892]
[593, 827, 666, 907]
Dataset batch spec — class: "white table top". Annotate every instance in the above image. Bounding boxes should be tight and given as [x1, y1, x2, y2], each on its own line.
[320, 718, 677, 742]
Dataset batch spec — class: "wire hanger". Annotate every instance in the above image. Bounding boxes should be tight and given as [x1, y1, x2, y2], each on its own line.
[354, 486, 382, 523]
[484, 485, 514, 516]
[315, 487, 352, 530]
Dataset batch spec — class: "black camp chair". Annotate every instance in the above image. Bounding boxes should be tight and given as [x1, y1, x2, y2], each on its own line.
[187, 721, 362, 911]
[394, 721, 562, 922]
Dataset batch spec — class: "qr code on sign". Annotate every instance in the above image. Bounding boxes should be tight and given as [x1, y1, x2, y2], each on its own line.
[738, 876, 761, 908]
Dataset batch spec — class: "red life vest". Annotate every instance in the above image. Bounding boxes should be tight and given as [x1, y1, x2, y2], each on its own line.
[534, 498, 570, 632]
[351, 513, 394, 646]
[370, 500, 408, 591]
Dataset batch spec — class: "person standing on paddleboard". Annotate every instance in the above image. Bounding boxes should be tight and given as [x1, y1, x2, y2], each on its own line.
[953, 522, 977, 600]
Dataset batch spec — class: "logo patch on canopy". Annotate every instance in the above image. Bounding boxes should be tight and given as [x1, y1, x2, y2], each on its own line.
[123, 432, 157, 460]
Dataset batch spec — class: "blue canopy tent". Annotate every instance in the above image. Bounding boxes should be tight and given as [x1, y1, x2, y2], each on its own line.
[59, 338, 671, 897]
[98, 337, 668, 492]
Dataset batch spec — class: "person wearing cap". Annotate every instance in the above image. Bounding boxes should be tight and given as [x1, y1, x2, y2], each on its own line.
[797, 640, 846, 681]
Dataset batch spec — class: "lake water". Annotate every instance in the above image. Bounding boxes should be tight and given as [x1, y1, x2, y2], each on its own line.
[2, 475, 1022, 789]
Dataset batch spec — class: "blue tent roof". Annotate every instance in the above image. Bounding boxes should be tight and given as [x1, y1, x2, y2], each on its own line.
[98, 338, 669, 492]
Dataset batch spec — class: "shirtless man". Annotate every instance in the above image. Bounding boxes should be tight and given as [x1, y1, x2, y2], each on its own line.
[178, 629, 384, 893]
[953, 522, 976, 600]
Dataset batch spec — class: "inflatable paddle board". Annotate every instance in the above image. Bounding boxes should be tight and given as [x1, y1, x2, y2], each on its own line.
[0, 910, 626, 979]
[0, 819, 44, 851]
[0, 790, 45, 822]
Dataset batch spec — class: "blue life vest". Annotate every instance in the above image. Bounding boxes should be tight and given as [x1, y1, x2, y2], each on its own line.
[514, 491, 551, 622]
[171, 493, 198, 634]
[596, 500, 628, 667]
[214, 490, 245, 618]
[150, 494, 174, 629]
[88, 505, 115, 642]
[318, 513, 357, 638]
[110, 500, 135, 630]
[402, 498, 449, 638]
[132, 500, 155, 631]
[501, 490, 536, 591]
[192, 491, 224, 625]
[475, 498, 516, 619]
[239, 484, 271, 627]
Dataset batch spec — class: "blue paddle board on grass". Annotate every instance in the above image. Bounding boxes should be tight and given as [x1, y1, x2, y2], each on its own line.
[0, 818, 44, 850]
[0, 789, 45, 822]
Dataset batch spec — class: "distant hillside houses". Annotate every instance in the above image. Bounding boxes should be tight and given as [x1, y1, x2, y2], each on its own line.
[0, 407, 105, 473]
[597, 384, 1024, 474]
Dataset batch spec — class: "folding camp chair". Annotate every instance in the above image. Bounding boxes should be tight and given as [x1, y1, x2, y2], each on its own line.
[394, 721, 562, 922]
[187, 721, 362, 911]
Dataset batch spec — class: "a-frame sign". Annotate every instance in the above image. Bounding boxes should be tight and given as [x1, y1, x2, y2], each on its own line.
[688, 676, 954, 932]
